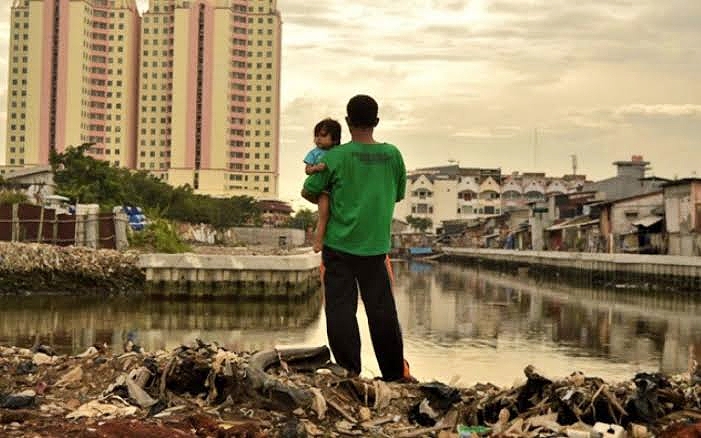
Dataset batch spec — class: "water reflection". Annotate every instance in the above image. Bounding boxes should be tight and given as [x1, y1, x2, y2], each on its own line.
[393, 262, 701, 385]
[0, 293, 323, 354]
[1, 263, 700, 386]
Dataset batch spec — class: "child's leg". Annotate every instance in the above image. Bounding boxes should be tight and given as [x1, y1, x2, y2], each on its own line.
[313, 193, 329, 253]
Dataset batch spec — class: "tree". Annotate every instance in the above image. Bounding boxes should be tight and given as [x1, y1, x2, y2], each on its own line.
[49, 144, 263, 227]
[50, 143, 125, 208]
[405, 215, 433, 232]
[206, 196, 260, 229]
[285, 208, 317, 230]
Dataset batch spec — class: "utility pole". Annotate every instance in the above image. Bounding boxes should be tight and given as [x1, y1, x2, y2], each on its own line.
[533, 128, 538, 170]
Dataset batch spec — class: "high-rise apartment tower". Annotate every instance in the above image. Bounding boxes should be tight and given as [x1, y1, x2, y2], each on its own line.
[5, 0, 281, 198]
[6, 0, 141, 170]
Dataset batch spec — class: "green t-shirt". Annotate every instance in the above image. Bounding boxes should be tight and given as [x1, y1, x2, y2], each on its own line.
[303, 141, 406, 256]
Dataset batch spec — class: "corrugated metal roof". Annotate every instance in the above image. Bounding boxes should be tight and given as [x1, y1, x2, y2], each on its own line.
[546, 219, 599, 231]
[632, 216, 662, 227]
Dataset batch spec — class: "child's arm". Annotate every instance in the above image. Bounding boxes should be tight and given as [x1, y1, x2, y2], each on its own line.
[305, 162, 327, 175]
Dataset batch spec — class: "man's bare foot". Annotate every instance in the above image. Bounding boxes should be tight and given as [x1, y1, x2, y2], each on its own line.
[313, 240, 322, 253]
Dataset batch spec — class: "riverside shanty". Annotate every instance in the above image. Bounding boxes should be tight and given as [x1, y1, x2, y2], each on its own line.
[0, 241, 143, 294]
[1, 342, 700, 437]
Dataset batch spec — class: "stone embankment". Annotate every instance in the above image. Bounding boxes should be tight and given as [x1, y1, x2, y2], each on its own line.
[0, 242, 144, 294]
[443, 248, 701, 292]
[0, 242, 321, 297]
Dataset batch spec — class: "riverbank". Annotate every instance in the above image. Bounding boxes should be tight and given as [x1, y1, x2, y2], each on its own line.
[139, 251, 320, 298]
[443, 247, 701, 292]
[0, 242, 320, 297]
[0, 242, 144, 294]
[1, 342, 699, 437]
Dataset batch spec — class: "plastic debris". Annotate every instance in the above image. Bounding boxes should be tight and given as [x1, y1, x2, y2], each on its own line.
[0, 342, 700, 437]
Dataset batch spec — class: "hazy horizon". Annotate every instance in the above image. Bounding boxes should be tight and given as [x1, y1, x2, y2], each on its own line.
[1, 0, 699, 209]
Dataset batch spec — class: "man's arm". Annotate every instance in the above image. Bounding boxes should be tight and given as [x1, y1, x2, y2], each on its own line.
[395, 152, 407, 202]
[301, 188, 319, 204]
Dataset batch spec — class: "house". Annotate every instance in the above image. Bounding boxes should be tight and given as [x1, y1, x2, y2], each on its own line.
[257, 199, 293, 227]
[456, 175, 482, 216]
[0, 165, 55, 204]
[395, 165, 504, 232]
[663, 178, 701, 256]
[550, 190, 598, 220]
[504, 208, 531, 250]
[583, 155, 668, 201]
[528, 199, 551, 251]
[391, 218, 410, 234]
[501, 177, 523, 211]
[439, 218, 481, 245]
[545, 215, 600, 251]
[528, 191, 597, 251]
[506, 207, 530, 230]
[438, 215, 508, 247]
[597, 191, 664, 253]
[395, 164, 581, 233]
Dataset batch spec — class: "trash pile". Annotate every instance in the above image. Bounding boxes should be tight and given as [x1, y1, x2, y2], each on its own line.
[0, 242, 143, 294]
[1, 341, 700, 437]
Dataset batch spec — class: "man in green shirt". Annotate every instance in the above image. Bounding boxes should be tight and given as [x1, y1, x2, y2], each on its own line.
[302, 94, 409, 381]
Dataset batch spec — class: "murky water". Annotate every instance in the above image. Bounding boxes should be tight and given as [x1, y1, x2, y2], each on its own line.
[2, 261, 700, 386]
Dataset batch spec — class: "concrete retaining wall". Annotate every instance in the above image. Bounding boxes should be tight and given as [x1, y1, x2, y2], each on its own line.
[442, 248, 701, 292]
[138, 252, 322, 298]
[230, 227, 306, 247]
[178, 225, 306, 247]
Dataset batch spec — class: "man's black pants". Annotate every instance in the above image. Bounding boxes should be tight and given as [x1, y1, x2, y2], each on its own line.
[321, 246, 404, 381]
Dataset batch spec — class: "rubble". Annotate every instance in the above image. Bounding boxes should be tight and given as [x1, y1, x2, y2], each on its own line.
[0, 241, 144, 294]
[0, 342, 699, 437]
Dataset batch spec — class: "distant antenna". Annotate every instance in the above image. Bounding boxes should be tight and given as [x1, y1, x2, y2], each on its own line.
[533, 128, 538, 170]
[570, 154, 577, 176]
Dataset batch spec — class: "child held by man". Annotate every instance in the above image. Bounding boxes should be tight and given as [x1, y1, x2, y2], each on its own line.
[303, 118, 342, 252]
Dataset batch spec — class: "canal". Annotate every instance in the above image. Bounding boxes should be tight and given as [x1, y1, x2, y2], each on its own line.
[1, 261, 700, 387]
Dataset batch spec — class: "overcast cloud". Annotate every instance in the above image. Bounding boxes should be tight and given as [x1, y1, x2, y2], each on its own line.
[2, 1, 700, 208]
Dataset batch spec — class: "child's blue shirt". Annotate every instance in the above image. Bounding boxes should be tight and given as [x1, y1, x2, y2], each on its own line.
[303, 147, 327, 165]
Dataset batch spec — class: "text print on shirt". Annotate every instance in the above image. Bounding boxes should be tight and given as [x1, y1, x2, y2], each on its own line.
[352, 151, 391, 164]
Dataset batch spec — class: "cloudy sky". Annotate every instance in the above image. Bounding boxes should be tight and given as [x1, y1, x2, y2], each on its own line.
[2, 0, 700, 207]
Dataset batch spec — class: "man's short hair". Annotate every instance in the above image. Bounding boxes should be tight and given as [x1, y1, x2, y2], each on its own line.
[346, 95, 378, 128]
[314, 118, 342, 145]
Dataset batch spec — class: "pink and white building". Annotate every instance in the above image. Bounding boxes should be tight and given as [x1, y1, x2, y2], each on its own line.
[5, 0, 282, 198]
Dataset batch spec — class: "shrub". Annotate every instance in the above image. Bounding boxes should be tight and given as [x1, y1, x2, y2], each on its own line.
[0, 190, 28, 205]
[128, 218, 190, 253]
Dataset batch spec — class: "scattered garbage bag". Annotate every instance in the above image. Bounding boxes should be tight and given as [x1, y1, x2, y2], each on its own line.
[1, 390, 36, 409]
[419, 381, 462, 411]
[15, 360, 38, 375]
[408, 398, 440, 426]
[409, 381, 462, 426]
[279, 417, 306, 438]
[517, 365, 553, 412]
[147, 399, 168, 417]
[32, 344, 55, 356]
[625, 372, 669, 424]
